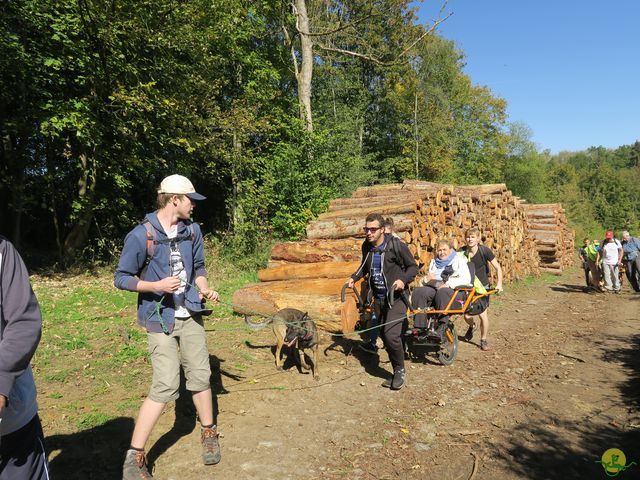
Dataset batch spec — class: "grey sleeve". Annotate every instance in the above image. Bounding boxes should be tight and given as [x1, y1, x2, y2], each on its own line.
[0, 240, 42, 398]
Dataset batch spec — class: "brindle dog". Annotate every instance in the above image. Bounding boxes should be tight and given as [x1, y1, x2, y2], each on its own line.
[245, 308, 319, 380]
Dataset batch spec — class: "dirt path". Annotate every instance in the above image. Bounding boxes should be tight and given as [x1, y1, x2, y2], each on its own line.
[44, 269, 640, 479]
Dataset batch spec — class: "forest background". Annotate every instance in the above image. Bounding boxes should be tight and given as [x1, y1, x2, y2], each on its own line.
[1, 0, 639, 268]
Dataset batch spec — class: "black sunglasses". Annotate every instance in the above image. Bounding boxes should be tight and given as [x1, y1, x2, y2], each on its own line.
[363, 227, 381, 233]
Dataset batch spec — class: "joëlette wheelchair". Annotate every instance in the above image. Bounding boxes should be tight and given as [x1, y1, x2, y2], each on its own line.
[341, 283, 497, 366]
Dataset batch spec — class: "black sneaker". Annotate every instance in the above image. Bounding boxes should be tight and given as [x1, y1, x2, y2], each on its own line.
[357, 342, 378, 355]
[381, 377, 392, 388]
[464, 325, 474, 342]
[391, 368, 406, 390]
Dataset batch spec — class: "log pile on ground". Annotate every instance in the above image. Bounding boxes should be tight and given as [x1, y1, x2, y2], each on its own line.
[522, 203, 575, 275]
[233, 180, 542, 333]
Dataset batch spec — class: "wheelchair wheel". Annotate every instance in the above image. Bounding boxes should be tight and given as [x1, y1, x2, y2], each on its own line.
[437, 322, 458, 366]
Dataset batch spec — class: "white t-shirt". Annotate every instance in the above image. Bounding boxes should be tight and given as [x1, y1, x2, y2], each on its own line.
[165, 225, 190, 318]
[601, 239, 622, 265]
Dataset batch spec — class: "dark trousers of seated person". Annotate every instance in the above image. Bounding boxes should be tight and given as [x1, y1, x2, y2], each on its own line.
[377, 294, 408, 372]
[625, 257, 640, 292]
[412, 286, 467, 328]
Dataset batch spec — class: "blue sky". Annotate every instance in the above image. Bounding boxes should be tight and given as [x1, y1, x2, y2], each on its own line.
[415, 1, 640, 154]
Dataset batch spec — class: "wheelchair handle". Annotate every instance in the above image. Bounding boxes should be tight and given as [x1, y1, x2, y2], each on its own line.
[341, 283, 364, 308]
[388, 289, 410, 308]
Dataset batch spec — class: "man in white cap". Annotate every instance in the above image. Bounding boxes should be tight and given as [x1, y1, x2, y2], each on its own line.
[115, 174, 220, 479]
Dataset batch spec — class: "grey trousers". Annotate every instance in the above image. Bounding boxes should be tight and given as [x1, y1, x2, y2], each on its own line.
[602, 263, 620, 291]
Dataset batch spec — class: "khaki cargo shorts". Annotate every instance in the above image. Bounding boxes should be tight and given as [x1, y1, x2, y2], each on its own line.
[147, 315, 212, 403]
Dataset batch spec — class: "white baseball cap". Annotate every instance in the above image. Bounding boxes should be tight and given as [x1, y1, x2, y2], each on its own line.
[157, 174, 206, 200]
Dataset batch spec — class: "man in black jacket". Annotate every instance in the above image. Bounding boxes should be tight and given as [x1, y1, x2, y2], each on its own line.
[347, 213, 418, 390]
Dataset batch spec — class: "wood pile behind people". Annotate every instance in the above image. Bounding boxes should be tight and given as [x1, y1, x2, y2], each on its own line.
[233, 180, 542, 333]
[522, 203, 575, 275]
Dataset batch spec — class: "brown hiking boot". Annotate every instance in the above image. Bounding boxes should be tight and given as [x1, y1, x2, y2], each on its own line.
[201, 426, 221, 465]
[122, 448, 153, 480]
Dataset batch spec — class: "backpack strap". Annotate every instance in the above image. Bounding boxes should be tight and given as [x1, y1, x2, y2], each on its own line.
[140, 220, 156, 279]
[476, 245, 488, 266]
[461, 248, 487, 294]
[139, 220, 196, 279]
[391, 236, 409, 268]
[388, 236, 399, 266]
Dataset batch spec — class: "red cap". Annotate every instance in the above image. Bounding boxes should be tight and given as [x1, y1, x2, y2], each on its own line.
[605, 230, 614, 239]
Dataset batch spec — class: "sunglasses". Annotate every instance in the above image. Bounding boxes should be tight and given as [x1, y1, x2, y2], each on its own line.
[363, 227, 381, 233]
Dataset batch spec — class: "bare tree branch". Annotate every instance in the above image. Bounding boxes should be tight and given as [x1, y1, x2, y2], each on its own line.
[315, 43, 393, 66]
[282, 25, 299, 78]
[316, 10, 453, 67]
[397, 12, 453, 58]
[296, 13, 381, 37]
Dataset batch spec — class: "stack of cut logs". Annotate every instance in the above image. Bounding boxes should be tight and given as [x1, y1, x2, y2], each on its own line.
[522, 203, 575, 275]
[233, 180, 543, 333]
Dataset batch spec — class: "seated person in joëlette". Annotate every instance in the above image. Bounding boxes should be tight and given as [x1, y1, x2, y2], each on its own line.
[410, 239, 471, 333]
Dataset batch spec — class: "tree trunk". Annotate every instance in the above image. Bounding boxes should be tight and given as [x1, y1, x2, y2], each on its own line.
[3, 133, 24, 248]
[230, 128, 243, 231]
[294, 0, 313, 132]
[62, 151, 97, 263]
[258, 261, 359, 282]
[270, 238, 362, 263]
[44, 143, 63, 261]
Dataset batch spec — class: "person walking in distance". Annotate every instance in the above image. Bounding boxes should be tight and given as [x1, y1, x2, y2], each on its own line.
[0, 236, 50, 480]
[460, 228, 503, 351]
[597, 230, 623, 293]
[115, 174, 221, 479]
[578, 238, 591, 287]
[585, 239, 602, 291]
[347, 213, 418, 390]
[621, 230, 640, 292]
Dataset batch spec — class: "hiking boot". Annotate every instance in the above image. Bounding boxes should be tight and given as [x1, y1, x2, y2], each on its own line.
[357, 341, 378, 355]
[122, 448, 153, 480]
[480, 340, 490, 351]
[463, 325, 474, 342]
[391, 368, 406, 390]
[201, 426, 221, 465]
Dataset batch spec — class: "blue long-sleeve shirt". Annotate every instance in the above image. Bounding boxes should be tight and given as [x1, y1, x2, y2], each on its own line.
[114, 212, 210, 333]
[622, 237, 640, 262]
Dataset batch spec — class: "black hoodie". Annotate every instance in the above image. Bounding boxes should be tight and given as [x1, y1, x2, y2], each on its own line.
[350, 234, 418, 304]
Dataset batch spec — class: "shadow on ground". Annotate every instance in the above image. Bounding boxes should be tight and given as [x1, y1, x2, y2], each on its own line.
[495, 333, 640, 479]
[550, 283, 591, 293]
[324, 335, 391, 380]
[47, 359, 230, 479]
[47, 417, 134, 480]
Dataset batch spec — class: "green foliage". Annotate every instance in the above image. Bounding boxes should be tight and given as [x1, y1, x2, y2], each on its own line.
[6, 0, 627, 260]
[76, 411, 113, 429]
[503, 137, 640, 237]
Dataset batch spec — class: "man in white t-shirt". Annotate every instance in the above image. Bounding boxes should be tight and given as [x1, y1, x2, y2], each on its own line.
[597, 230, 623, 292]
